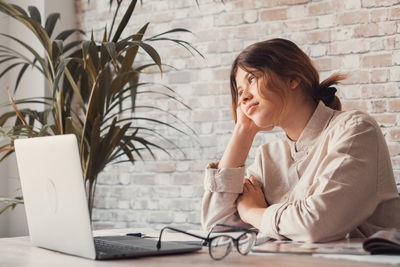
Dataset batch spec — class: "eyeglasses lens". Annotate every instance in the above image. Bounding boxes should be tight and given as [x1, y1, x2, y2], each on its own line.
[237, 232, 256, 255]
[209, 236, 234, 260]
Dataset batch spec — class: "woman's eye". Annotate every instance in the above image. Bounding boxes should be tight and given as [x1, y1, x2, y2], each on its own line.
[249, 76, 255, 84]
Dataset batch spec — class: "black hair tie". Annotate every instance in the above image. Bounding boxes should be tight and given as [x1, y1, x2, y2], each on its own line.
[317, 86, 337, 105]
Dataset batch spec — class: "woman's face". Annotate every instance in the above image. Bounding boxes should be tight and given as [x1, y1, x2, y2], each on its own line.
[235, 67, 284, 128]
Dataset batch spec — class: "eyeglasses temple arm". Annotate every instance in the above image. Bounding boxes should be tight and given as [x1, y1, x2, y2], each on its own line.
[157, 226, 207, 249]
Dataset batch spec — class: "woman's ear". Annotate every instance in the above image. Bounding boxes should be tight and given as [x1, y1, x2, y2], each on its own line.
[289, 77, 301, 89]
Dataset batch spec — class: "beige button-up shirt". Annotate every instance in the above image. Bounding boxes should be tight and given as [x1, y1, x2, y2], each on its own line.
[202, 101, 400, 242]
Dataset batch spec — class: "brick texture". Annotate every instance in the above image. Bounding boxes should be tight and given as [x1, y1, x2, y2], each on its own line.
[76, 0, 400, 231]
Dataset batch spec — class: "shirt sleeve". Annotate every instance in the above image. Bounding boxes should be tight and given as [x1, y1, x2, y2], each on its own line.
[201, 162, 247, 231]
[260, 117, 382, 242]
[201, 148, 265, 231]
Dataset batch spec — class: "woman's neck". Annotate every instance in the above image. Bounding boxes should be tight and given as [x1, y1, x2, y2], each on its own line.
[281, 100, 317, 142]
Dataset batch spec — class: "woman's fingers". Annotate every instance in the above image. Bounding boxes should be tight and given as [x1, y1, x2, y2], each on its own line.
[247, 176, 265, 194]
[250, 176, 260, 187]
[243, 178, 257, 193]
[242, 178, 247, 192]
[242, 182, 248, 193]
[242, 179, 250, 193]
[243, 176, 264, 194]
[249, 176, 263, 187]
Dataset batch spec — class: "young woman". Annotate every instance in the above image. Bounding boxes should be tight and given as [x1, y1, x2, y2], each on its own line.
[202, 38, 400, 243]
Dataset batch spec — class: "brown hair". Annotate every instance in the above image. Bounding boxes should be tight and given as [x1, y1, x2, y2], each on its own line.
[230, 38, 346, 122]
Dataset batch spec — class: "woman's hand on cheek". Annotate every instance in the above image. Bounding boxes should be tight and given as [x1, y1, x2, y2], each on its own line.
[236, 104, 273, 134]
[236, 104, 260, 134]
[236, 176, 268, 226]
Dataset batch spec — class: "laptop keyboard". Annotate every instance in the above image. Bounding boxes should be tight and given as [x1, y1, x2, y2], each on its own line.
[94, 238, 152, 254]
[93, 235, 202, 259]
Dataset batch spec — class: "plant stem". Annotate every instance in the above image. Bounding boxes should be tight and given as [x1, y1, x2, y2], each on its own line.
[87, 180, 92, 218]
[88, 177, 97, 220]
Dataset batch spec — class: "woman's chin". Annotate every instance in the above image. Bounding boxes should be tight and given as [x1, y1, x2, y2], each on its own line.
[254, 121, 275, 131]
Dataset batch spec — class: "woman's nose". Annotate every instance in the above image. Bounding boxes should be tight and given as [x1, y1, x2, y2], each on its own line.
[241, 89, 253, 103]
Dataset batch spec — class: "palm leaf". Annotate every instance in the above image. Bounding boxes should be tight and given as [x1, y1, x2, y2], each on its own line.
[9, 4, 27, 16]
[0, 62, 24, 79]
[8, 91, 27, 126]
[14, 63, 29, 93]
[110, 82, 178, 103]
[111, 0, 138, 42]
[105, 105, 196, 135]
[107, 70, 139, 103]
[0, 2, 53, 56]
[27, 6, 41, 25]
[0, 55, 18, 64]
[135, 63, 177, 72]
[82, 40, 91, 70]
[62, 40, 82, 55]
[120, 23, 149, 73]
[0, 33, 51, 81]
[0, 44, 45, 77]
[103, 42, 118, 71]
[64, 66, 86, 110]
[146, 28, 193, 39]
[19, 14, 52, 54]
[0, 111, 20, 126]
[127, 41, 162, 73]
[128, 126, 186, 156]
[105, 116, 189, 137]
[51, 59, 68, 94]
[45, 13, 60, 38]
[55, 29, 85, 41]
[0, 197, 23, 215]
[1, 96, 52, 106]
[148, 37, 204, 58]
[129, 135, 171, 159]
[87, 41, 100, 76]
[51, 40, 63, 64]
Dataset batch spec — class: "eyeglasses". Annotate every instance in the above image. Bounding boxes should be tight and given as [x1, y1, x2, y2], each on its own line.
[157, 224, 258, 260]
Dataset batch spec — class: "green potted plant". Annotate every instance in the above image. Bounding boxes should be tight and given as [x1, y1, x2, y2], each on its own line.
[0, 0, 200, 217]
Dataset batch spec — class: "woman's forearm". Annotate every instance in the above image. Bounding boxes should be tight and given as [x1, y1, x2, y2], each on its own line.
[218, 124, 257, 168]
[243, 207, 266, 229]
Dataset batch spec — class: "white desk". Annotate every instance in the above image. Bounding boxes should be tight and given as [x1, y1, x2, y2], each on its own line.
[2, 234, 400, 267]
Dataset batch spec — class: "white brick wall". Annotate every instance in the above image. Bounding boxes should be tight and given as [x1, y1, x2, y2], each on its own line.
[76, 0, 400, 231]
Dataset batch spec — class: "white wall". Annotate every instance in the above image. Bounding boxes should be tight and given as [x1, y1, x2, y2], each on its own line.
[0, 11, 10, 238]
[0, 0, 77, 237]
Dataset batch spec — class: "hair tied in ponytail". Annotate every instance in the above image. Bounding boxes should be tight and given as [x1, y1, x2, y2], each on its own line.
[317, 86, 337, 106]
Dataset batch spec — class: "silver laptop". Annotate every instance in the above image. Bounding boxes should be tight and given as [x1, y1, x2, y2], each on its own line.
[14, 134, 201, 260]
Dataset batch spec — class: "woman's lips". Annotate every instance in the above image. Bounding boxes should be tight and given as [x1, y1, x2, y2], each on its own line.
[246, 102, 259, 115]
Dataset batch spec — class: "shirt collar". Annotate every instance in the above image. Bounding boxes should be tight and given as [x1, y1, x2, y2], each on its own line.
[287, 101, 336, 158]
